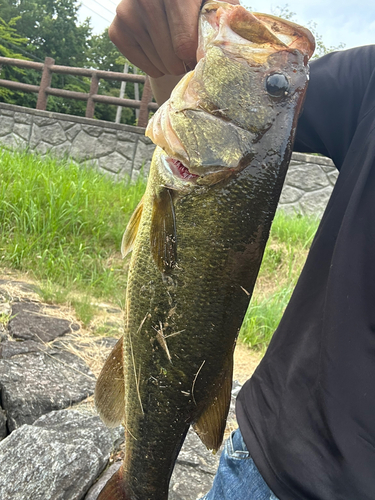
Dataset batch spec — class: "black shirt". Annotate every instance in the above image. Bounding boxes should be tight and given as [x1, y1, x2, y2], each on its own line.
[237, 45, 375, 500]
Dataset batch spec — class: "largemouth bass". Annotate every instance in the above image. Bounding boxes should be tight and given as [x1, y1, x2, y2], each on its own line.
[95, 2, 314, 499]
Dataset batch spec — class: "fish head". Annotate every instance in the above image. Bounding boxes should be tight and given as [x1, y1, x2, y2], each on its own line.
[146, 1, 315, 189]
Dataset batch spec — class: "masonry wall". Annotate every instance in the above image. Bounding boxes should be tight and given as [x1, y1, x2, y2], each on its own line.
[0, 103, 155, 182]
[0, 103, 338, 216]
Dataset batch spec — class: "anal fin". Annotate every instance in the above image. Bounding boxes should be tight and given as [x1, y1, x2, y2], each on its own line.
[97, 465, 128, 500]
[95, 337, 125, 428]
[193, 353, 233, 452]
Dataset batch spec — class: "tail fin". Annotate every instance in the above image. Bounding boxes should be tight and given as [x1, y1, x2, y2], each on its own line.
[97, 466, 129, 500]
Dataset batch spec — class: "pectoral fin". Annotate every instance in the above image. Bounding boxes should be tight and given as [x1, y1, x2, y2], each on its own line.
[95, 337, 125, 428]
[121, 197, 144, 258]
[150, 188, 177, 273]
[193, 354, 233, 452]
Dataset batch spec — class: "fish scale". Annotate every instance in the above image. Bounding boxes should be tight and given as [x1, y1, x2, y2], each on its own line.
[95, 2, 315, 499]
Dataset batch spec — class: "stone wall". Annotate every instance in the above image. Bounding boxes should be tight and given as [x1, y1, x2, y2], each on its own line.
[0, 103, 155, 182]
[0, 103, 338, 215]
[279, 152, 338, 217]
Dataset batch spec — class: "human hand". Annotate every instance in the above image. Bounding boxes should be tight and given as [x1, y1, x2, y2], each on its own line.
[109, 0, 240, 78]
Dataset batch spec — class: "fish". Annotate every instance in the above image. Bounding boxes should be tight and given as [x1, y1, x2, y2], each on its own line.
[95, 2, 314, 499]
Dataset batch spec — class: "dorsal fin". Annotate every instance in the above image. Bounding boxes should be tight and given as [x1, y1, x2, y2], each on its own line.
[121, 197, 144, 258]
[150, 188, 177, 273]
[193, 353, 233, 452]
[95, 338, 125, 428]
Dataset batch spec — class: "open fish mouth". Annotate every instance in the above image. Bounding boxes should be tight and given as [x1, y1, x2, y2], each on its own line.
[161, 156, 200, 182]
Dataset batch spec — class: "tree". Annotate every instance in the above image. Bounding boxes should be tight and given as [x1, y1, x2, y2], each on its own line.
[0, 0, 92, 112]
[0, 16, 29, 101]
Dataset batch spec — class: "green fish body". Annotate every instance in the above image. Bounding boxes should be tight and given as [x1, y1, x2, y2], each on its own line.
[95, 3, 314, 499]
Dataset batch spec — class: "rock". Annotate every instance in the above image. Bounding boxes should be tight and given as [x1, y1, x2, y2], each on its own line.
[169, 428, 220, 500]
[0, 339, 49, 359]
[8, 301, 79, 342]
[0, 409, 123, 500]
[0, 350, 96, 431]
[0, 406, 7, 441]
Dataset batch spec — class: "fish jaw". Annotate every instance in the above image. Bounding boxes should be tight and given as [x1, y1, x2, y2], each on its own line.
[146, 3, 314, 185]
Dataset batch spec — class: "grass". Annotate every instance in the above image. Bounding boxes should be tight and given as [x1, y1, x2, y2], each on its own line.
[0, 148, 320, 348]
[239, 211, 319, 350]
[0, 148, 147, 308]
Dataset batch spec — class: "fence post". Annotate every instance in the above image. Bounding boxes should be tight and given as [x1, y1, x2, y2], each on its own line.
[36, 57, 54, 110]
[138, 76, 153, 128]
[86, 72, 99, 119]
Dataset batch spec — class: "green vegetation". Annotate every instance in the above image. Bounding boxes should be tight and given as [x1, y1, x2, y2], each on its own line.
[239, 211, 319, 350]
[0, 148, 147, 307]
[0, 149, 320, 347]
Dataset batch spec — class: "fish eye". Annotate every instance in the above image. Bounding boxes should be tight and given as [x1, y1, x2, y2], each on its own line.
[265, 73, 290, 98]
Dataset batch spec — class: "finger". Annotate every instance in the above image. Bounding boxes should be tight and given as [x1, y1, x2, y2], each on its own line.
[164, 0, 202, 65]
[109, 17, 164, 78]
[138, 0, 186, 75]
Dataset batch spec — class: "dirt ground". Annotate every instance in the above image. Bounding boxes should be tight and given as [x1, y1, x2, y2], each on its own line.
[233, 342, 262, 384]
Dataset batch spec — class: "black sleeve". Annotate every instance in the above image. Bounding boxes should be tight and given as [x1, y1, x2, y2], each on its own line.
[294, 45, 375, 169]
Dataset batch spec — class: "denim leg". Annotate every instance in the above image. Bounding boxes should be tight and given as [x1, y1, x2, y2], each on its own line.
[200, 428, 279, 500]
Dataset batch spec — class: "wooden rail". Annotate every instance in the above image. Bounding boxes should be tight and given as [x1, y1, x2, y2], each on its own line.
[0, 56, 158, 127]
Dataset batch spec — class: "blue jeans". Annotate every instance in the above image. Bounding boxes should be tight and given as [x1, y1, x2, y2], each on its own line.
[200, 428, 279, 500]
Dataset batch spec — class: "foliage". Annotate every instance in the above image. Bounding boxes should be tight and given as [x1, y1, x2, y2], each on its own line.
[239, 211, 320, 350]
[0, 16, 28, 100]
[0, 148, 147, 303]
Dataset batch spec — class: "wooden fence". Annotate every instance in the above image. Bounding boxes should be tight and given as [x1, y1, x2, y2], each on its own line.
[0, 56, 158, 127]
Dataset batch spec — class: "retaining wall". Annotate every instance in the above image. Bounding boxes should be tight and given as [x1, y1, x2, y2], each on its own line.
[0, 103, 338, 216]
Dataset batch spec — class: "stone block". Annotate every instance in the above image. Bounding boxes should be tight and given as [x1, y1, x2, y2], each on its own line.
[98, 151, 130, 175]
[0, 116, 14, 135]
[116, 139, 135, 159]
[95, 132, 117, 157]
[299, 186, 334, 216]
[14, 112, 32, 124]
[0, 350, 96, 431]
[0, 409, 122, 500]
[117, 130, 138, 142]
[0, 133, 26, 150]
[71, 130, 96, 160]
[327, 171, 339, 186]
[29, 124, 41, 147]
[0, 108, 14, 116]
[0, 407, 6, 441]
[13, 122, 30, 141]
[65, 123, 82, 141]
[285, 164, 329, 191]
[279, 185, 303, 204]
[8, 301, 79, 342]
[33, 116, 56, 127]
[84, 125, 103, 138]
[40, 121, 67, 145]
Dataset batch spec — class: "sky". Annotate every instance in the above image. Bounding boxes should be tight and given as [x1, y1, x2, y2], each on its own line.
[78, 0, 375, 53]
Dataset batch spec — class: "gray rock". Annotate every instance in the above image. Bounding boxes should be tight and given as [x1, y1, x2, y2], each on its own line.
[0, 339, 49, 359]
[9, 301, 79, 342]
[13, 122, 30, 141]
[0, 116, 14, 135]
[169, 428, 220, 500]
[42, 121, 67, 145]
[0, 406, 7, 441]
[285, 164, 329, 191]
[0, 409, 120, 500]
[0, 350, 96, 431]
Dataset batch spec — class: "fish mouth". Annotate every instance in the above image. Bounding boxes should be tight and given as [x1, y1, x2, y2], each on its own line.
[162, 156, 200, 183]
